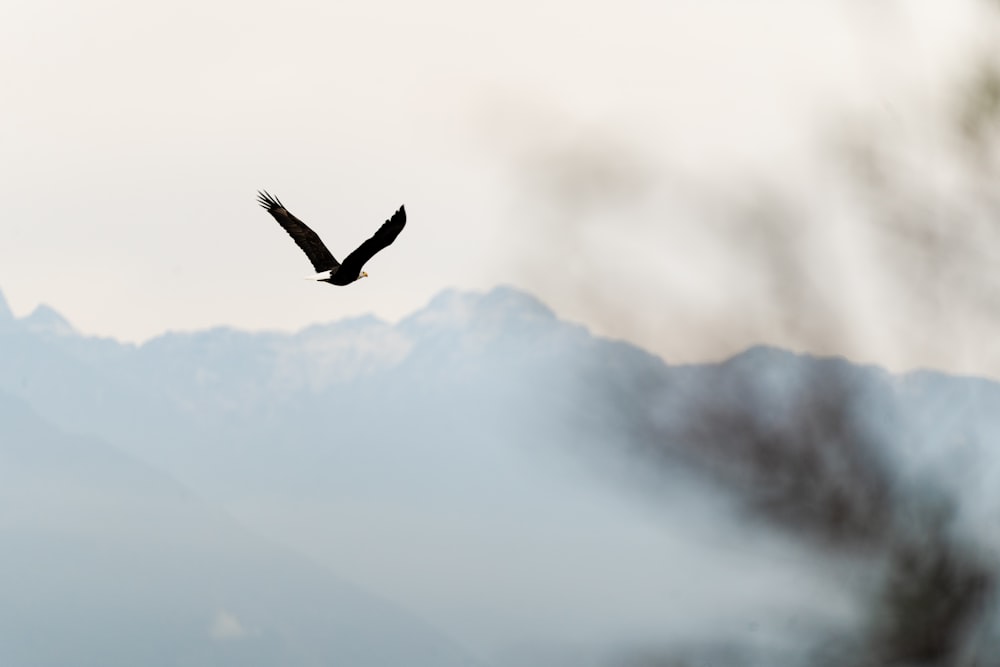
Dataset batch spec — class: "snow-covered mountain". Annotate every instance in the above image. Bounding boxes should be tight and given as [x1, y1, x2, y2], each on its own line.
[3, 284, 1000, 665]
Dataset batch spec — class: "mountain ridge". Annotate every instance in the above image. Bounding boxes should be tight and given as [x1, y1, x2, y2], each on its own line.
[4, 284, 1000, 663]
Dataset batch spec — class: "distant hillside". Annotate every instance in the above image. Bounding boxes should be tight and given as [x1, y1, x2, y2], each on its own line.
[4, 284, 1000, 664]
[3, 285, 994, 527]
[0, 390, 477, 666]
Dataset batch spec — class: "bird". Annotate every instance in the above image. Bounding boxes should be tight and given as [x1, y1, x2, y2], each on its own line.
[257, 190, 406, 286]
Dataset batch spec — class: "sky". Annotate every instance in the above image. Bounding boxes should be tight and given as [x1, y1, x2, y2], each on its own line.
[4, 0, 1000, 373]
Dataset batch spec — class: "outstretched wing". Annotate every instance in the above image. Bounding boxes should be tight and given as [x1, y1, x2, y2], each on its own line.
[257, 191, 339, 272]
[339, 206, 407, 277]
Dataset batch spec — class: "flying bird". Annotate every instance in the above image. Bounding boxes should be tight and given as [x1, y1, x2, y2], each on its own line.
[257, 190, 406, 286]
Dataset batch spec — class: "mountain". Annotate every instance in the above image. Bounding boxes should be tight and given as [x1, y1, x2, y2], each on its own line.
[0, 287, 611, 499]
[22, 303, 76, 337]
[0, 390, 476, 667]
[4, 285, 1000, 664]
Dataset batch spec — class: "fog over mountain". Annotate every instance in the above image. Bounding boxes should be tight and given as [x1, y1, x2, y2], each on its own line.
[3, 284, 1000, 665]
[0, 393, 475, 666]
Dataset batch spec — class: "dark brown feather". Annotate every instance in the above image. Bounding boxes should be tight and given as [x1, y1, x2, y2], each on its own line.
[257, 190, 339, 272]
[337, 206, 407, 280]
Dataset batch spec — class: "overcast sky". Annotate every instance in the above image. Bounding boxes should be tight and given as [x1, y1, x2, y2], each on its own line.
[4, 0, 998, 372]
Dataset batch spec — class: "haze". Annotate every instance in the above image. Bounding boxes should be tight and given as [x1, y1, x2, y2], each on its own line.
[7, 2, 1000, 665]
[4, 0, 996, 373]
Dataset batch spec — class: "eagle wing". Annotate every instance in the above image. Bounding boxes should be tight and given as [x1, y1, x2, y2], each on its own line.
[339, 206, 407, 277]
[257, 191, 339, 272]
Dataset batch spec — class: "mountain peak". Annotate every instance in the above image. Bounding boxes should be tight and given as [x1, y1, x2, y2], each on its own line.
[401, 286, 556, 332]
[480, 285, 556, 319]
[22, 304, 76, 337]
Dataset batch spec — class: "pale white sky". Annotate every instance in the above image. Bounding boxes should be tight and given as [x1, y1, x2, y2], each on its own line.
[3, 0, 998, 371]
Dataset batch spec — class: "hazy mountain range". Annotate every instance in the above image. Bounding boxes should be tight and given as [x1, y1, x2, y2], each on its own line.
[3, 285, 1000, 665]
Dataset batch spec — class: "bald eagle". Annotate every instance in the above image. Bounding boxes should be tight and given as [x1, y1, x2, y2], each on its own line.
[257, 190, 406, 286]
